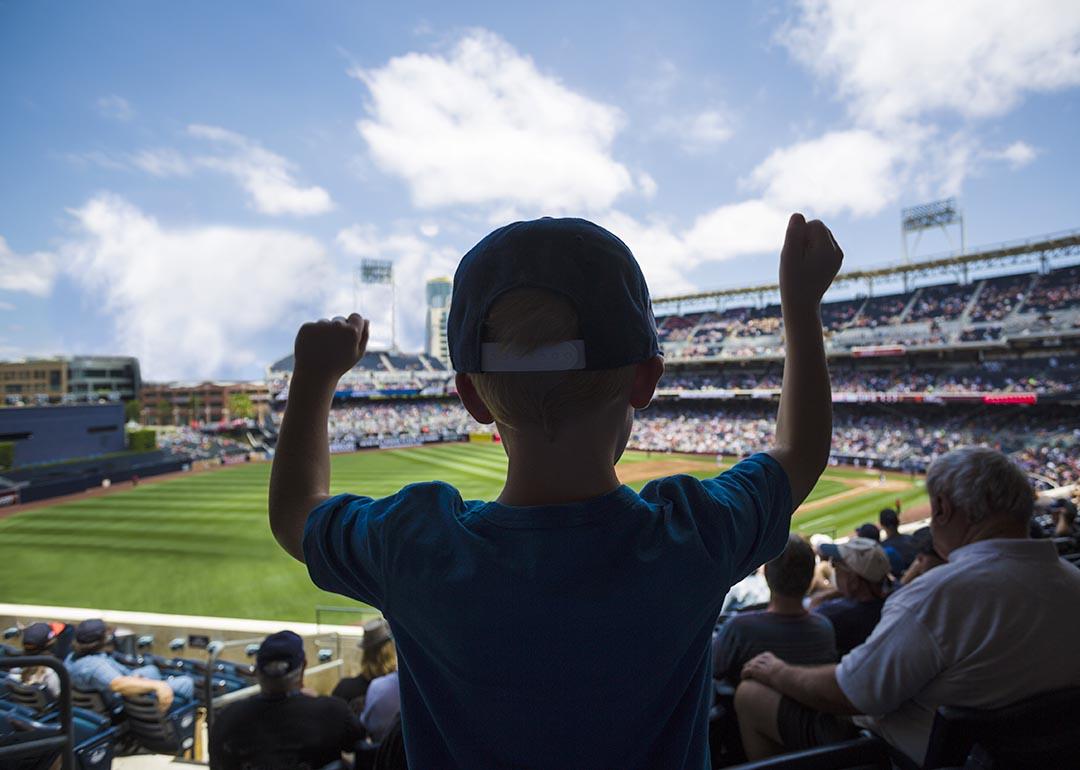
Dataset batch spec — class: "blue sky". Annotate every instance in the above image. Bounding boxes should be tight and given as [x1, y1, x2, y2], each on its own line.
[2, 0, 1080, 380]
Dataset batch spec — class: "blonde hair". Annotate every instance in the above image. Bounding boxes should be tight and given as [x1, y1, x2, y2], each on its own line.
[468, 289, 636, 438]
[361, 640, 397, 680]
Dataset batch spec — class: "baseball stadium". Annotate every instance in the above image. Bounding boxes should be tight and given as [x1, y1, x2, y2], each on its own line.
[3, 220, 1078, 768]
[4, 3, 1080, 769]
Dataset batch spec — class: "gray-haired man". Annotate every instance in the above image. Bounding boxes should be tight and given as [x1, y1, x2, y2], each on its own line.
[734, 447, 1080, 765]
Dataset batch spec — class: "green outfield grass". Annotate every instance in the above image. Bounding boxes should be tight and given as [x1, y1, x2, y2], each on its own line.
[0, 443, 926, 621]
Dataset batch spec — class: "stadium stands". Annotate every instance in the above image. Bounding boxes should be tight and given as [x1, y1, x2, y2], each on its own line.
[629, 401, 1080, 486]
[647, 259, 1080, 361]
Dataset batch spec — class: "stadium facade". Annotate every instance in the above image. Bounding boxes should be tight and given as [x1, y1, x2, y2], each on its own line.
[0, 354, 141, 405]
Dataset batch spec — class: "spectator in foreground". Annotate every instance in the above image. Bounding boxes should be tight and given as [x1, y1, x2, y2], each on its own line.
[65, 619, 194, 712]
[879, 507, 917, 574]
[713, 534, 837, 684]
[812, 538, 891, 655]
[331, 617, 396, 716]
[209, 631, 363, 770]
[734, 447, 1080, 765]
[269, 214, 843, 766]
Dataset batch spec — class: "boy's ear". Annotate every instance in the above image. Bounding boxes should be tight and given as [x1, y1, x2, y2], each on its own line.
[455, 373, 495, 424]
[629, 356, 665, 410]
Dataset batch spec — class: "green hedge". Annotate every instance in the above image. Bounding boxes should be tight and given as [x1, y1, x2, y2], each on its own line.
[127, 429, 157, 452]
[0, 441, 13, 471]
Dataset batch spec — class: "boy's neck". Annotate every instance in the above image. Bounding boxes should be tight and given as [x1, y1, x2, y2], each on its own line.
[496, 430, 622, 507]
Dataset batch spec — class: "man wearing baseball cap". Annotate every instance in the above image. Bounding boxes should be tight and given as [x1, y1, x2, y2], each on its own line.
[209, 630, 363, 770]
[812, 538, 891, 656]
[735, 448, 1080, 765]
[65, 618, 194, 712]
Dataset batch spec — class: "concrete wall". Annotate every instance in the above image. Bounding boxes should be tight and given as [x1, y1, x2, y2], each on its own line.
[0, 403, 126, 467]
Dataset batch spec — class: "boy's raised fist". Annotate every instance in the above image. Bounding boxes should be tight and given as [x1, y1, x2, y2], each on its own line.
[294, 313, 369, 381]
[779, 213, 844, 309]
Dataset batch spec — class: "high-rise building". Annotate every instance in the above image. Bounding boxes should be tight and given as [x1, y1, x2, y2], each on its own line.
[425, 277, 452, 361]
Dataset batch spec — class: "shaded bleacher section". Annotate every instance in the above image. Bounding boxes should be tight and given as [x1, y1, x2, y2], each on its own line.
[653, 259, 1080, 363]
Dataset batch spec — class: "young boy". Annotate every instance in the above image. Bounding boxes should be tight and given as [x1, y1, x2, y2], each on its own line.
[269, 214, 842, 767]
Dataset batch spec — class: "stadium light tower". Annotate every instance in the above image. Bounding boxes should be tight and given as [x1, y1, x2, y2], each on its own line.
[356, 259, 397, 351]
[901, 197, 965, 262]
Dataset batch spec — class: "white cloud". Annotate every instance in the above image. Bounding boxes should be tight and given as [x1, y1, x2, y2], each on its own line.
[354, 29, 637, 212]
[637, 172, 658, 199]
[0, 236, 58, 296]
[657, 109, 735, 152]
[61, 194, 330, 379]
[780, 0, 1080, 128]
[747, 129, 904, 217]
[189, 124, 334, 216]
[988, 140, 1038, 169]
[0, 301, 16, 311]
[334, 224, 459, 351]
[683, 200, 791, 268]
[96, 95, 134, 121]
[131, 148, 192, 177]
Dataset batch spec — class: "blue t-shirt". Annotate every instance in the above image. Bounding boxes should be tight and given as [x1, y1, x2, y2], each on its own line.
[303, 453, 792, 768]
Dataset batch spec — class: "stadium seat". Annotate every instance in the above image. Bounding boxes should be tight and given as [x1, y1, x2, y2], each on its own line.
[119, 692, 197, 756]
[920, 686, 1080, 769]
[0, 710, 64, 770]
[71, 689, 122, 722]
[4, 680, 54, 716]
[730, 735, 892, 770]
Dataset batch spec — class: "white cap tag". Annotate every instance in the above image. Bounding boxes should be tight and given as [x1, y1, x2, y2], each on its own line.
[480, 340, 587, 372]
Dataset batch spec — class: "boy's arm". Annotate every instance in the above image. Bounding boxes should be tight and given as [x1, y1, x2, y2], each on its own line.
[768, 214, 843, 507]
[269, 314, 369, 562]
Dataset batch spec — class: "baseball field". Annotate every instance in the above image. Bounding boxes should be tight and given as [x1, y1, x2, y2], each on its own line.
[0, 442, 928, 622]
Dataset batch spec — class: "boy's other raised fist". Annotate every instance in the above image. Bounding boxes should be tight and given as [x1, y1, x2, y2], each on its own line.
[294, 313, 370, 382]
[779, 213, 844, 309]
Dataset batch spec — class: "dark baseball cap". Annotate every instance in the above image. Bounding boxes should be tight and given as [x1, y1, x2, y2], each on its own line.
[879, 508, 900, 529]
[256, 631, 305, 677]
[22, 623, 54, 652]
[75, 619, 108, 645]
[856, 523, 881, 541]
[447, 217, 660, 373]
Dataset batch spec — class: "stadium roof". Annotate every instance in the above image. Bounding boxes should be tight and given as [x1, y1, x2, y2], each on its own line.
[653, 227, 1080, 310]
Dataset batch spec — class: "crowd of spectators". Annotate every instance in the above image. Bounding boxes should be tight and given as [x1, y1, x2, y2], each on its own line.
[660, 356, 1078, 395]
[629, 401, 1080, 488]
[907, 283, 975, 322]
[159, 427, 249, 461]
[318, 401, 481, 444]
[651, 265, 1079, 364]
[970, 272, 1032, 321]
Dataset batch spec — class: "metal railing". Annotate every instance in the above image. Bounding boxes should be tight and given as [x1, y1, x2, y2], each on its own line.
[0, 655, 75, 770]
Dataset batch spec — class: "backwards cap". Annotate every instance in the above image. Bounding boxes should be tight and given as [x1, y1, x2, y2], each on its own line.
[256, 630, 306, 677]
[447, 217, 660, 373]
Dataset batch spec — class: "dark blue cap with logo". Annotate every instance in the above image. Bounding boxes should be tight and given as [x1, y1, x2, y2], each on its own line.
[447, 217, 660, 373]
[256, 630, 305, 677]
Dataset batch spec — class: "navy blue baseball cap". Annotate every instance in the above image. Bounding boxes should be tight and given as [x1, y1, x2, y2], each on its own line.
[22, 623, 54, 652]
[257, 630, 305, 677]
[447, 217, 660, 373]
[75, 619, 108, 645]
